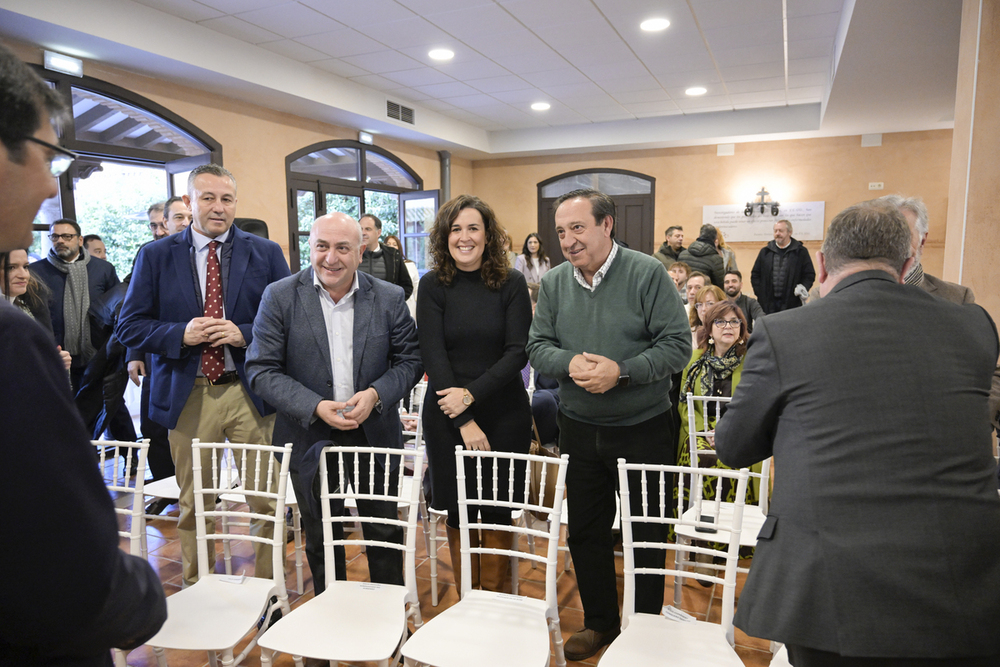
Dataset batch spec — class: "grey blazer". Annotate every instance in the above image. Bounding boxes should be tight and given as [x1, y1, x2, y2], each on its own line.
[245, 268, 422, 474]
[716, 270, 1000, 659]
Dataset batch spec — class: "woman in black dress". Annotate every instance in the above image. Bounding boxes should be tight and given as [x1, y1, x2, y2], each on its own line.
[417, 194, 532, 593]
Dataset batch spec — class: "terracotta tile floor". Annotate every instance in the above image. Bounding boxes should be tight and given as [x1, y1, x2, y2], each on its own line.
[114, 494, 775, 666]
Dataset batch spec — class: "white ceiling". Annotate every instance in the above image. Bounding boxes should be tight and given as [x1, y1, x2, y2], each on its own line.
[0, 0, 963, 159]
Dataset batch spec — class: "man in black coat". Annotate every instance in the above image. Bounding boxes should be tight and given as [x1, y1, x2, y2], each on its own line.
[717, 200, 1000, 666]
[749, 218, 815, 314]
[358, 213, 413, 298]
[678, 224, 725, 288]
[30, 217, 120, 391]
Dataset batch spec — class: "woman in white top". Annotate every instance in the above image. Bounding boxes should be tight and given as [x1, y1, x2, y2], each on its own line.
[513, 232, 551, 286]
[384, 234, 420, 320]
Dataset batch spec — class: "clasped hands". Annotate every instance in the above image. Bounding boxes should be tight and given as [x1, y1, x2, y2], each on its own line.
[569, 352, 620, 394]
[184, 316, 245, 348]
[315, 388, 380, 430]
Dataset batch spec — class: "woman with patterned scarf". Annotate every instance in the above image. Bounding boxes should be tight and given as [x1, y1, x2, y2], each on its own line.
[677, 300, 760, 505]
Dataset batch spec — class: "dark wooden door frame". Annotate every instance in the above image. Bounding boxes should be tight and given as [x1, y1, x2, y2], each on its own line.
[536, 169, 656, 266]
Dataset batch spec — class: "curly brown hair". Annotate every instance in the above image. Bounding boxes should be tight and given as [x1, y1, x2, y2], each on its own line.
[695, 301, 748, 356]
[429, 194, 510, 290]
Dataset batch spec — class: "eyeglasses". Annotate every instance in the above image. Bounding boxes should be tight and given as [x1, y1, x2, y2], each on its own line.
[49, 233, 79, 242]
[713, 319, 741, 329]
[25, 136, 78, 177]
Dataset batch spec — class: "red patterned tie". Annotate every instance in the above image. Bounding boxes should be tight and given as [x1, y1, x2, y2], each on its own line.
[201, 240, 224, 382]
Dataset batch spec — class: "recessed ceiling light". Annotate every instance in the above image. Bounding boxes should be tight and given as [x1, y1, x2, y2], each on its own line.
[640, 18, 670, 31]
[531, 102, 551, 111]
[429, 48, 454, 61]
[685, 86, 707, 96]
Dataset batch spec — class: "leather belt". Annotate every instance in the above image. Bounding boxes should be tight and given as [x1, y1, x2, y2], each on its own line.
[195, 371, 239, 386]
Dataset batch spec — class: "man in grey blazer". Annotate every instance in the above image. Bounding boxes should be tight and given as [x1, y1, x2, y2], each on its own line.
[716, 200, 1000, 666]
[246, 212, 422, 593]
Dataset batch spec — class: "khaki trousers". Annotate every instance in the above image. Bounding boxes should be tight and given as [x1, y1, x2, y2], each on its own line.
[169, 379, 277, 586]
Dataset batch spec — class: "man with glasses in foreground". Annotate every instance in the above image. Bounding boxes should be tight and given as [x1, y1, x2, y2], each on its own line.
[31, 217, 120, 392]
[0, 41, 165, 665]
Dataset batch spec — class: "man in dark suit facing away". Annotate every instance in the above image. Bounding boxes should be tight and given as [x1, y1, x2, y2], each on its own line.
[716, 199, 1000, 666]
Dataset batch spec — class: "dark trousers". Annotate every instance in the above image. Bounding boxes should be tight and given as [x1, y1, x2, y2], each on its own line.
[291, 431, 404, 595]
[558, 410, 673, 632]
[139, 369, 173, 480]
[786, 645, 1000, 667]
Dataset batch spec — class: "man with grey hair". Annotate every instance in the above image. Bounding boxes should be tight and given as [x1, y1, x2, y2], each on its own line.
[716, 199, 1000, 666]
[246, 212, 421, 593]
[877, 194, 975, 303]
[147, 201, 167, 240]
[118, 163, 291, 586]
[751, 218, 815, 314]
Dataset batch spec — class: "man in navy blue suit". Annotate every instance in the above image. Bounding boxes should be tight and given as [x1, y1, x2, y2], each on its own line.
[117, 163, 290, 586]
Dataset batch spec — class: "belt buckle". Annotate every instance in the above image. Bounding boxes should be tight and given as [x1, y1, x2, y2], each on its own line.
[211, 371, 238, 386]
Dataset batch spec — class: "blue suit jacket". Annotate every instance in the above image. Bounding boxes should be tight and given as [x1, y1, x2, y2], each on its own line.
[115, 225, 290, 430]
[244, 268, 422, 475]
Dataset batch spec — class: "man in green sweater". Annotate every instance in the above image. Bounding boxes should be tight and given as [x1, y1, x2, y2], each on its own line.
[527, 189, 691, 661]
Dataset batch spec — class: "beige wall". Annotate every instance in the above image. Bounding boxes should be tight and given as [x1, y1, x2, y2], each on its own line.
[9, 38, 955, 297]
[947, 0, 1000, 324]
[472, 130, 954, 296]
[8, 39, 457, 264]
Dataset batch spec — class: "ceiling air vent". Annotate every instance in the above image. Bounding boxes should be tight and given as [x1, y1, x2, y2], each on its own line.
[386, 99, 415, 125]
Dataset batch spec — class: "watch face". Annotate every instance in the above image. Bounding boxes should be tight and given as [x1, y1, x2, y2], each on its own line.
[463, 394, 472, 405]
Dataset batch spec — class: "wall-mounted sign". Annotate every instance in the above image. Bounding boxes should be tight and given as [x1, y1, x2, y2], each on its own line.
[703, 202, 826, 243]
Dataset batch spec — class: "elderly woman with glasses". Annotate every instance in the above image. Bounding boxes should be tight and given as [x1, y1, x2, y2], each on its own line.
[677, 300, 760, 502]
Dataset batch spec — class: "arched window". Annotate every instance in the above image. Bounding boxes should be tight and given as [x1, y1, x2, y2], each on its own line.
[286, 140, 437, 272]
[30, 68, 221, 276]
[537, 169, 656, 262]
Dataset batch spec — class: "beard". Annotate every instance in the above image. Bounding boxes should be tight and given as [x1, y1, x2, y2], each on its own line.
[55, 245, 77, 260]
[724, 286, 739, 297]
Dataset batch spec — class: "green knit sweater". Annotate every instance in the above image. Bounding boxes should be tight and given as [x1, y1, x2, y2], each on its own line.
[527, 247, 692, 426]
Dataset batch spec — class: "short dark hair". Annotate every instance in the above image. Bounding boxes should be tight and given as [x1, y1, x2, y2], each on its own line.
[187, 164, 236, 193]
[49, 218, 81, 235]
[147, 201, 165, 217]
[698, 224, 718, 244]
[687, 271, 710, 284]
[359, 213, 383, 231]
[0, 43, 68, 163]
[163, 196, 184, 215]
[665, 225, 683, 238]
[553, 188, 617, 239]
[82, 234, 102, 245]
[725, 269, 742, 281]
[821, 200, 911, 275]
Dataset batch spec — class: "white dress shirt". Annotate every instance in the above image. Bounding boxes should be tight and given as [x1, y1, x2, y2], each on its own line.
[191, 227, 236, 374]
[313, 269, 359, 403]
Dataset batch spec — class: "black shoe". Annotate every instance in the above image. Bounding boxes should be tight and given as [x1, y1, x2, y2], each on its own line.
[145, 498, 175, 515]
